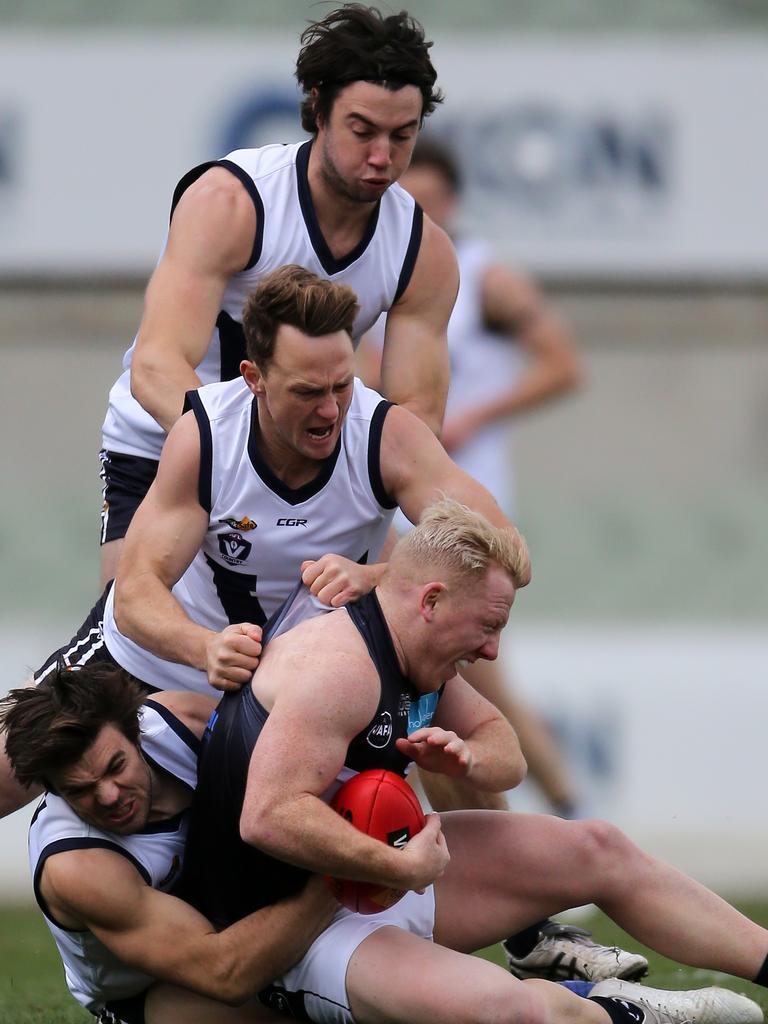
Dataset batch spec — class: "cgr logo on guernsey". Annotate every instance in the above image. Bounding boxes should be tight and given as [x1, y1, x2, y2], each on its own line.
[276, 517, 308, 527]
[366, 711, 393, 748]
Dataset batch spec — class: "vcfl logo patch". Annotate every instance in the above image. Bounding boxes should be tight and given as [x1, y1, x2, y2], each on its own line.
[218, 531, 252, 565]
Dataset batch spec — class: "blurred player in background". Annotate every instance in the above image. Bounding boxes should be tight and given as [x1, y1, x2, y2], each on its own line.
[98, 4, 457, 586]
[358, 138, 585, 828]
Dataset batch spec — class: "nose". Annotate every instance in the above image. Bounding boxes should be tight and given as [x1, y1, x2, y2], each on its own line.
[94, 780, 120, 807]
[478, 635, 500, 662]
[316, 393, 339, 421]
[367, 137, 391, 170]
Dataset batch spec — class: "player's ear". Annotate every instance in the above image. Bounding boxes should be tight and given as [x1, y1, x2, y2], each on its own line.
[418, 582, 445, 621]
[241, 360, 265, 396]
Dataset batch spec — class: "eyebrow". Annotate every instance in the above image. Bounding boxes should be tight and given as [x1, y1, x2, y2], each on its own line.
[61, 753, 124, 795]
[346, 112, 420, 132]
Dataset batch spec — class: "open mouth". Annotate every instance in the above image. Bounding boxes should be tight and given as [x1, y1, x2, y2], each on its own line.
[306, 425, 334, 440]
[108, 800, 135, 826]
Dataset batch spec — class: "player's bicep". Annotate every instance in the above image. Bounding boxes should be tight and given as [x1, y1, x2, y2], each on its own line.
[117, 413, 208, 587]
[382, 219, 457, 434]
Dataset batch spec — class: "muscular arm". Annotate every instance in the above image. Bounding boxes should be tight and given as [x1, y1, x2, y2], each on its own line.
[130, 168, 256, 433]
[240, 621, 448, 891]
[113, 413, 261, 690]
[397, 673, 526, 792]
[41, 849, 333, 1005]
[380, 403, 524, 540]
[380, 216, 457, 436]
[442, 265, 581, 451]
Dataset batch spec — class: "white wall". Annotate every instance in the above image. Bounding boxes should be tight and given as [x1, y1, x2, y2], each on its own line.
[1, 32, 767, 278]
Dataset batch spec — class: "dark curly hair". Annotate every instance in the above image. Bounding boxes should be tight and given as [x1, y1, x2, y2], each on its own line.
[0, 664, 146, 791]
[296, 5, 443, 133]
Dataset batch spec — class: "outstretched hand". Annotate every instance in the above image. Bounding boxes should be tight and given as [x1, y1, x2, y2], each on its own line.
[396, 727, 473, 778]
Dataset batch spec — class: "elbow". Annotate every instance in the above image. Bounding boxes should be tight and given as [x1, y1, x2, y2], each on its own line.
[239, 797, 274, 851]
[507, 751, 528, 790]
[204, 962, 252, 1006]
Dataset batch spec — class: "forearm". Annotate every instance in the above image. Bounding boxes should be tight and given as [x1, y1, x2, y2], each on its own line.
[464, 716, 527, 792]
[201, 885, 331, 1003]
[114, 573, 212, 672]
[243, 793, 416, 890]
[131, 359, 202, 435]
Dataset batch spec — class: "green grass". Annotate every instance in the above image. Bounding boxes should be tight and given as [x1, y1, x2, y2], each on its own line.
[2, 902, 768, 1022]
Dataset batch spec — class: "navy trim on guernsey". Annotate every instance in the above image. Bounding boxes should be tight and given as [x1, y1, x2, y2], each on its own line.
[295, 140, 382, 275]
[169, 158, 264, 272]
[143, 699, 201, 757]
[184, 391, 214, 514]
[247, 396, 342, 505]
[393, 203, 424, 304]
[367, 400, 397, 509]
[215, 159, 265, 270]
[215, 309, 248, 383]
[169, 160, 218, 220]
[34, 839, 152, 930]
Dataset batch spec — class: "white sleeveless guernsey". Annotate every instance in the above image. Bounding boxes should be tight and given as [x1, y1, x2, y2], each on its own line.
[28, 701, 199, 1013]
[101, 139, 422, 460]
[102, 377, 397, 693]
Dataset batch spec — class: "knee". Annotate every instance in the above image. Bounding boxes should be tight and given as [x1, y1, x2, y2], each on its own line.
[469, 977, 550, 1024]
[569, 818, 641, 879]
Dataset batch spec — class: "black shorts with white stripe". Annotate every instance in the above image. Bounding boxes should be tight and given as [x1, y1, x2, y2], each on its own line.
[99, 449, 159, 545]
[34, 582, 119, 683]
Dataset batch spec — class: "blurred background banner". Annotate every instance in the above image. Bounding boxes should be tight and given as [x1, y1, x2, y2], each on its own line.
[2, 32, 768, 279]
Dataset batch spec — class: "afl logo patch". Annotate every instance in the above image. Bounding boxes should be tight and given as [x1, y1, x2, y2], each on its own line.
[366, 710, 393, 749]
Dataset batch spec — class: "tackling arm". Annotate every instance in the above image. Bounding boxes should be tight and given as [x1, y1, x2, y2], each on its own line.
[41, 848, 334, 1006]
[113, 413, 262, 691]
[130, 168, 257, 434]
[379, 216, 458, 436]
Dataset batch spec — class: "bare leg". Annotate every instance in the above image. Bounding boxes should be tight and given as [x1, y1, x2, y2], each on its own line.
[100, 537, 123, 590]
[146, 984, 283, 1023]
[434, 811, 768, 982]
[347, 925, 612, 1024]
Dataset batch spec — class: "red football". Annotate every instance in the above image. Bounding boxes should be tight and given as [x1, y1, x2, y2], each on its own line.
[327, 769, 425, 914]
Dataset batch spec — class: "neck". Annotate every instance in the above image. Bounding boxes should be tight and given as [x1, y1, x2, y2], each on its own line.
[255, 403, 326, 489]
[374, 586, 411, 679]
[147, 763, 192, 823]
[307, 143, 378, 250]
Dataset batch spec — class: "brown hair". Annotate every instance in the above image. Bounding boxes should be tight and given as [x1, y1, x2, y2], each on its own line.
[0, 664, 146, 790]
[242, 264, 359, 368]
[296, 5, 443, 133]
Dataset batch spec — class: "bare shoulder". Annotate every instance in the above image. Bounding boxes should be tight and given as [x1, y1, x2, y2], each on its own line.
[145, 691, 217, 741]
[395, 214, 458, 312]
[41, 845, 142, 929]
[254, 608, 378, 711]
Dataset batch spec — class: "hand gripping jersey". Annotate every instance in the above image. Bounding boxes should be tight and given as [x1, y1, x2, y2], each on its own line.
[101, 139, 423, 461]
[28, 701, 200, 1014]
[179, 587, 442, 929]
[102, 377, 397, 693]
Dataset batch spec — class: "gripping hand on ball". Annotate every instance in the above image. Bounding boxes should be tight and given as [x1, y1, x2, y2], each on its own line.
[396, 727, 473, 778]
[400, 813, 450, 892]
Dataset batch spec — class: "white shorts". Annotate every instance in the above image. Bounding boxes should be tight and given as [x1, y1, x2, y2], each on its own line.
[269, 887, 436, 1024]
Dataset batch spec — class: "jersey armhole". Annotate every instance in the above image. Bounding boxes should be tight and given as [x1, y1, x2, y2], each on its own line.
[183, 392, 213, 514]
[393, 203, 424, 304]
[367, 401, 397, 509]
[169, 159, 265, 271]
[33, 839, 151, 931]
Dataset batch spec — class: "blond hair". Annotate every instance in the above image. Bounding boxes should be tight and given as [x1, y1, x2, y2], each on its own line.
[392, 498, 531, 589]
